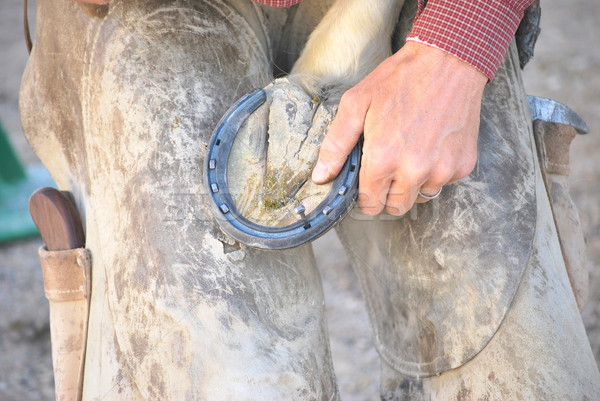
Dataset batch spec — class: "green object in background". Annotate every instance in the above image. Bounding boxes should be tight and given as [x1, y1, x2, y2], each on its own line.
[0, 120, 55, 242]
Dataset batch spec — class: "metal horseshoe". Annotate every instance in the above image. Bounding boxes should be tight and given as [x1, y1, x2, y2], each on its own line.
[204, 88, 361, 250]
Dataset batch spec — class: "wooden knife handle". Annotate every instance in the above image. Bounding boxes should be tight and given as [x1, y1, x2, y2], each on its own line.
[29, 187, 85, 251]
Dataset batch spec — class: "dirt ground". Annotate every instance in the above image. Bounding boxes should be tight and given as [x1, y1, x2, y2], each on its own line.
[1, 0, 599, 400]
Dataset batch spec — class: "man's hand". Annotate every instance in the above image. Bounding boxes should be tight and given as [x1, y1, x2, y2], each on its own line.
[311, 41, 488, 215]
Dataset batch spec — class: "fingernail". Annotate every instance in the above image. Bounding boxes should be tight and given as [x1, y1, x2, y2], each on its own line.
[312, 160, 328, 183]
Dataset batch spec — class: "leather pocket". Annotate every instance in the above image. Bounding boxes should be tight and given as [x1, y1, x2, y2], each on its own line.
[39, 247, 91, 401]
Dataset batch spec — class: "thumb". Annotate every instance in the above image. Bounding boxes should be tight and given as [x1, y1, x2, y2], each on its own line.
[312, 90, 369, 184]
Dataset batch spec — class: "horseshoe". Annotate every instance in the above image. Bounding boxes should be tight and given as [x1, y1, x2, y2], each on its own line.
[204, 88, 361, 250]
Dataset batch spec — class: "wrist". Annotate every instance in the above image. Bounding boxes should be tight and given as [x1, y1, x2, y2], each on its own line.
[406, 0, 532, 80]
[395, 41, 488, 88]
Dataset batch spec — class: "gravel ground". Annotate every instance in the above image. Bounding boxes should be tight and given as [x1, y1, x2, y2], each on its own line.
[1, 0, 598, 400]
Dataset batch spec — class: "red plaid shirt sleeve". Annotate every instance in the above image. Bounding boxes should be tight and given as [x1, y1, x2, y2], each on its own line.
[407, 0, 535, 79]
[251, 0, 303, 6]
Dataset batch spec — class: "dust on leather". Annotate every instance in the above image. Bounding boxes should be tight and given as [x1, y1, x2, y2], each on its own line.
[228, 78, 335, 227]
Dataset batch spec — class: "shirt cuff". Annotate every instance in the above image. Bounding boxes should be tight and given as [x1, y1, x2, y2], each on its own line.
[407, 0, 533, 80]
[251, 0, 303, 7]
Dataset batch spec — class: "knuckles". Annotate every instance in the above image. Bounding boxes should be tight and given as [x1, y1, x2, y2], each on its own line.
[339, 88, 360, 108]
[454, 154, 477, 180]
[356, 148, 477, 216]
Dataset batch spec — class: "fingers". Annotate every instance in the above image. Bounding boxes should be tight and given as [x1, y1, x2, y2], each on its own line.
[312, 90, 370, 184]
[363, 166, 455, 215]
[380, 180, 442, 215]
[356, 156, 476, 214]
[359, 179, 445, 216]
[358, 152, 424, 216]
[412, 151, 476, 204]
[413, 168, 448, 204]
[384, 180, 418, 215]
[415, 186, 443, 203]
[356, 162, 391, 216]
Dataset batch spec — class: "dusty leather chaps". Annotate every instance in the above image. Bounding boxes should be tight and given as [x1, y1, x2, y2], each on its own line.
[20, 0, 600, 399]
